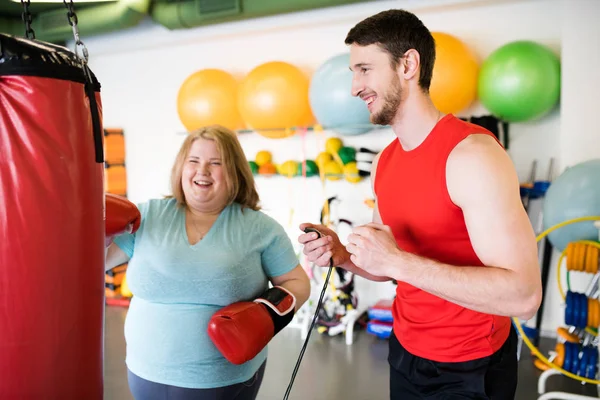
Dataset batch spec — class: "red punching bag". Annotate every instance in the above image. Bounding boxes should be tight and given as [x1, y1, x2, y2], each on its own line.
[0, 34, 105, 399]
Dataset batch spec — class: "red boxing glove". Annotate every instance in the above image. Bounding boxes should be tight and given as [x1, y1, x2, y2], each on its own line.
[105, 193, 141, 246]
[207, 286, 296, 365]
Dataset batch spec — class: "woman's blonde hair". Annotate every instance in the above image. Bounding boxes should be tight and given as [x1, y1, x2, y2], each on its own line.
[169, 125, 260, 211]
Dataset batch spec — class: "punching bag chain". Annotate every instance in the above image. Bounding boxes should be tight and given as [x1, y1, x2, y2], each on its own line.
[63, 0, 88, 63]
[20, 0, 35, 40]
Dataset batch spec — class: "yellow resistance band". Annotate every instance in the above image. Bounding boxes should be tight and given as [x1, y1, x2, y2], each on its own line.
[513, 215, 600, 384]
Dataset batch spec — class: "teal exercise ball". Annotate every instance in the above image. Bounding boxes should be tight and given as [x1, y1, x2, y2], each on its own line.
[478, 41, 560, 122]
[309, 53, 373, 135]
[542, 159, 600, 252]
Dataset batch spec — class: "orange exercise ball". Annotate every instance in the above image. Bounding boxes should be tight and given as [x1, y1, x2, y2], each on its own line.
[238, 61, 313, 139]
[429, 32, 479, 114]
[177, 68, 243, 132]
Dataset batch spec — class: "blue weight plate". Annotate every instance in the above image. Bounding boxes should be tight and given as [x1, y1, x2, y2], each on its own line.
[572, 292, 580, 328]
[583, 347, 592, 378]
[568, 342, 580, 374]
[579, 293, 589, 329]
[566, 291, 574, 326]
[570, 291, 578, 327]
[576, 292, 584, 329]
[579, 345, 589, 377]
[586, 347, 598, 379]
[571, 343, 580, 375]
[577, 293, 587, 329]
[564, 341, 574, 373]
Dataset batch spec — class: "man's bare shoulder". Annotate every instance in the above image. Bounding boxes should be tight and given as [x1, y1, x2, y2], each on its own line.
[446, 133, 518, 207]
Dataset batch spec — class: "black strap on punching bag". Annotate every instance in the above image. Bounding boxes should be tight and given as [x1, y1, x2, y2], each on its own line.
[64, 0, 104, 163]
[84, 64, 104, 163]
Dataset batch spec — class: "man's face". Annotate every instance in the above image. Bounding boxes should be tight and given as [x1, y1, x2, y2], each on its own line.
[349, 43, 403, 126]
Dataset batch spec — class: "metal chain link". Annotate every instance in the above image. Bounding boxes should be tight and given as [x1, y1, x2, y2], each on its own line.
[20, 0, 35, 40]
[63, 0, 89, 63]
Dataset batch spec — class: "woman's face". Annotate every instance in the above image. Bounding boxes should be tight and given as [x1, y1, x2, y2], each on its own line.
[181, 138, 229, 213]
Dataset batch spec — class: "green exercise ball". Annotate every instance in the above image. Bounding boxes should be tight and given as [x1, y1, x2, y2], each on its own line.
[478, 41, 560, 122]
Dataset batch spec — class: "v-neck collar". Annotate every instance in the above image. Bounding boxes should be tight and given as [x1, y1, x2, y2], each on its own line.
[181, 205, 228, 248]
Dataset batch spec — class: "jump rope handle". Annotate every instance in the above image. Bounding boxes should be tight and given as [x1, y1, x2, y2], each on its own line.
[282, 227, 335, 400]
[302, 227, 335, 268]
[304, 227, 322, 239]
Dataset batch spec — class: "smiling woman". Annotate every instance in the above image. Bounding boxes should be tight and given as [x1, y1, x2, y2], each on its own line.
[104, 124, 310, 400]
[169, 128, 249, 243]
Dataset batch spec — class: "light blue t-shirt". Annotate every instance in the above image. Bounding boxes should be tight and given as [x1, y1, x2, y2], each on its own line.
[112, 197, 299, 389]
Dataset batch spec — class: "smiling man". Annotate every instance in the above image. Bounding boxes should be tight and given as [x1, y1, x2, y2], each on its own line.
[298, 9, 541, 400]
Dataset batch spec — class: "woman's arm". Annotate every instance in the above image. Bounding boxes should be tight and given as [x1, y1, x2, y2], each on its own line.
[269, 264, 311, 311]
[105, 242, 130, 272]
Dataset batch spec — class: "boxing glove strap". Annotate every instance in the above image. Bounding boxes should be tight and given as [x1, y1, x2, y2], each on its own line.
[254, 286, 296, 336]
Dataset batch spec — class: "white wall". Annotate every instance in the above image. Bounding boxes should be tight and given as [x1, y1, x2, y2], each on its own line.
[559, 0, 600, 169]
[74, 0, 592, 336]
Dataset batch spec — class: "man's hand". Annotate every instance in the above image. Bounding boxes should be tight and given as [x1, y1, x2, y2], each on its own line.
[298, 222, 393, 282]
[346, 223, 403, 278]
[298, 223, 350, 267]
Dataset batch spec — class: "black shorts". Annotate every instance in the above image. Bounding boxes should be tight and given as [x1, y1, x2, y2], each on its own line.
[388, 326, 518, 399]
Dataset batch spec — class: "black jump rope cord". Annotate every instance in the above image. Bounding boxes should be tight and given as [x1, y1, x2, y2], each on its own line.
[283, 228, 335, 400]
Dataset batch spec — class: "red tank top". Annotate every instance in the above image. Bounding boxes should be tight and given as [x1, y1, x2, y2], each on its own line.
[374, 114, 511, 362]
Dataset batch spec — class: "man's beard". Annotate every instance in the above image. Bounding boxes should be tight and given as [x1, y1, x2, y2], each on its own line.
[371, 76, 402, 126]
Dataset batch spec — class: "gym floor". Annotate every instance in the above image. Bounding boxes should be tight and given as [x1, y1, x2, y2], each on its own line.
[104, 306, 598, 399]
